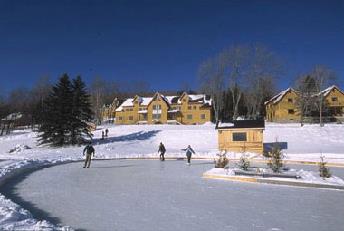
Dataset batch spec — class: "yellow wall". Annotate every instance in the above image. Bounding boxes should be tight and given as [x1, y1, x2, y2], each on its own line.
[325, 88, 344, 108]
[218, 128, 264, 154]
[176, 94, 212, 125]
[147, 96, 169, 124]
[266, 90, 301, 122]
[266, 87, 344, 122]
[115, 107, 138, 125]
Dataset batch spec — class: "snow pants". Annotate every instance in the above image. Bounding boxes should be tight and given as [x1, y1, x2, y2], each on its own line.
[160, 151, 165, 161]
[186, 154, 191, 164]
[84, 154, 92, 168]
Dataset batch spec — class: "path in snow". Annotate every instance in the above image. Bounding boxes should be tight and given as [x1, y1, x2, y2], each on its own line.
[2, 160, 344, 231]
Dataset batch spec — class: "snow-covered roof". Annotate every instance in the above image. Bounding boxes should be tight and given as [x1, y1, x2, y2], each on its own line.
[115, 98, 134, 112]
[216, 120, 265, 129]
[265, 88, 295, 105]
[318, 85, 344, 97]
[116, 92, 212, 111]
[2, 112, 23, 121]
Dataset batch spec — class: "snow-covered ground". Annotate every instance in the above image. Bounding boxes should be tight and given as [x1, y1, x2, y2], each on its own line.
[0, 122, 344, 230]
[1, 123, 344, 162]
[204, 167, 344, 188]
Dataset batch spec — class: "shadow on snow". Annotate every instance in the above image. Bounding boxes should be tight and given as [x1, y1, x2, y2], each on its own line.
[93, 130, 161, 144]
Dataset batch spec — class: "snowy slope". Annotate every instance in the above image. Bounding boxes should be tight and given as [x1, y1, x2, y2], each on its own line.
[1, 123, 343, 161]
[0, 123, 344, 230]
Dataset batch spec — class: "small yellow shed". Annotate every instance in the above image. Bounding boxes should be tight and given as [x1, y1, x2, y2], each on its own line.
[216, 120, 265, 154]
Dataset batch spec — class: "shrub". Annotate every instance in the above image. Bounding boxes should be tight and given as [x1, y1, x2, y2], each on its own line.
[319, 155, 331, 178]
[238, 154, 250, 171]
[215, 152, 229, 168]
[267, 143, 284, 173]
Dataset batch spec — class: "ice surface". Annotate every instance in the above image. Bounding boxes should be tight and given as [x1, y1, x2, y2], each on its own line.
[9, 160, 344, 231]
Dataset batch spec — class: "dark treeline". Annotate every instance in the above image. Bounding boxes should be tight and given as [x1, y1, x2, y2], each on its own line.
[0, 74, 186, 130]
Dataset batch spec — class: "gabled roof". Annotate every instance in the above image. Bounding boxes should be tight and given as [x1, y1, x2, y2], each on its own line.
[318, 85, 344, 97]
[147, 92, 171, 107]
[216, 120, 265, 130]
[178, 92, 212, 106]
[115, 92, 212, 112]
[265, 88, 296, 105]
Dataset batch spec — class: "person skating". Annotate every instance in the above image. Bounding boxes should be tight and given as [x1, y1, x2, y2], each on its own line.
[158, 142, 166, 161]
[182, 145, 195, 165]
[83, 143, 95, 168]
[105, 128, 109, 138]
[101, 130, 105, 140]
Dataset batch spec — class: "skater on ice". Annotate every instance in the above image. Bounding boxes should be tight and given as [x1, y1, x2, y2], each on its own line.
[83, 143, 95, 168]
[105, 128, 109, 138]
[101, 130, 105, 140]
[158, 142, 166, 161]
[182, 145, 195, 165]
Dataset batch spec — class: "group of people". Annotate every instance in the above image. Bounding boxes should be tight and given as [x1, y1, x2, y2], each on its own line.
[158, 142, 195, 165]
[83, 141, 196, 168]
[101, 128, 109, 140]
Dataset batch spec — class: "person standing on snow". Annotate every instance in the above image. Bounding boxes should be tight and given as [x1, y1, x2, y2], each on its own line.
[105, 128, 109, 138]
[182, 145, 195, 165]
[158, 142, 166, 161]
[83, 144, 95, 168]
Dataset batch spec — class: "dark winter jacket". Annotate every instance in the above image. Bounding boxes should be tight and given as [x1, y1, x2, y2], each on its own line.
[158, 144, 166, 153]
[83, 145, 95, 156]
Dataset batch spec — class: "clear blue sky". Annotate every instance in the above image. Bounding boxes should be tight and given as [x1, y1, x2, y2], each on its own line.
[0, 0, 343, 94]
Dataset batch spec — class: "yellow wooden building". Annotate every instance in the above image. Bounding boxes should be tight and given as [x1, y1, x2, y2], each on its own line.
[265, 88, 300, 122]
[115, 92, 212, 125]
[216, 120, 265, 154]
[265, 86, 344, 123]
[318, 85, 344, 121]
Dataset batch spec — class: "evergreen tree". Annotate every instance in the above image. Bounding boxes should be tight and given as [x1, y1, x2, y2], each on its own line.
[39, 74, 74, 146]
[238, 154, 250, 171]
[267, 143, 284, 173]
[319, 155, 331, 178]
[71, 76, 93, 144]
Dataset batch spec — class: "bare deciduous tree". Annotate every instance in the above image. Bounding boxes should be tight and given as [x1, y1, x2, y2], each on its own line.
[310, 65, 337, 126]
[198, 44, 282, 120]
[294, 74, 317, 126]
[198, 56, 225, 121]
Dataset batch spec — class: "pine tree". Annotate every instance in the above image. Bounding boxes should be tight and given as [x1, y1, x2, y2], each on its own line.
[71, 76, 93, 144]
[239, 154, 250, 171]
[319, 155, 331, 178]
[39, 74, 74, 146]
[267, 143, 284, 173]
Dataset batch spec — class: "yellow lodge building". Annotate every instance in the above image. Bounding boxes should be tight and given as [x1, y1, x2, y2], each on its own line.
[319, 85, 344, 119]
[265, 88, 300, 122]
[115, 92, 212, 125]
[265, 85, 344, 122]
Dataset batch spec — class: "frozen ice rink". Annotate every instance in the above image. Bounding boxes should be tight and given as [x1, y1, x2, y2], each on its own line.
[3, 160, 344, 231]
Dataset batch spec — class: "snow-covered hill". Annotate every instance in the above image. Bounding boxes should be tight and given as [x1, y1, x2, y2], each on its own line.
[0, 122, 344, 230]
[1, 123, 344, 162]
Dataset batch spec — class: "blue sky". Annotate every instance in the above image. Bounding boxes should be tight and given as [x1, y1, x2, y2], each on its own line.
[0, 0, 343, 94]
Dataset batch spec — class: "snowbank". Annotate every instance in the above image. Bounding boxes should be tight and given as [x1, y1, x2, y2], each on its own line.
[204, 167, 344, 189]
